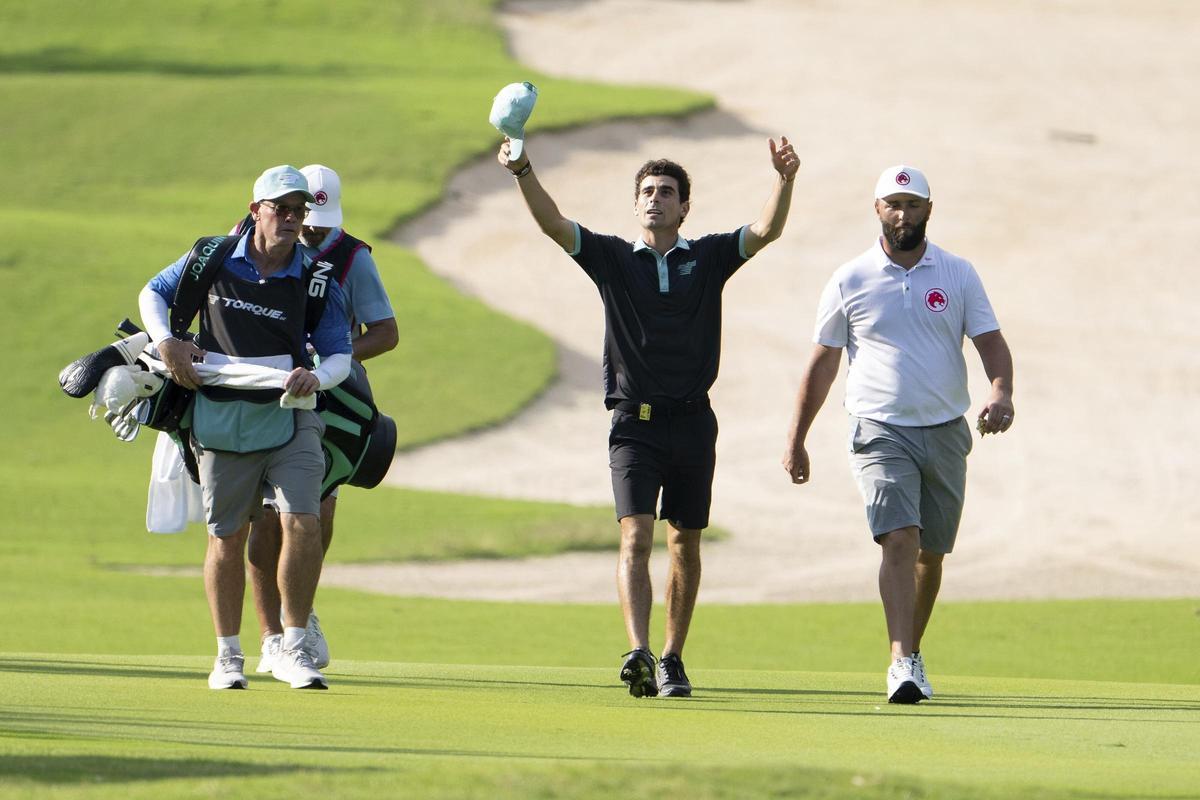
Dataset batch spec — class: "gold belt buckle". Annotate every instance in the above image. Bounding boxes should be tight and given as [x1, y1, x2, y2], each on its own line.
[638, 403, 652, 421]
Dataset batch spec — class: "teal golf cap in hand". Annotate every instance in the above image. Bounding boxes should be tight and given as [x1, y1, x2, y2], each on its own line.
[489, 81, 538, 160]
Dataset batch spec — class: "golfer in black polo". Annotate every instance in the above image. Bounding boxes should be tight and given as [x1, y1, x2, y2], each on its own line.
[498, 136, 799, 698]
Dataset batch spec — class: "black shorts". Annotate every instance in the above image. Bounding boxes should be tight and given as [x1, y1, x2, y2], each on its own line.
[608, 405, 718, 530]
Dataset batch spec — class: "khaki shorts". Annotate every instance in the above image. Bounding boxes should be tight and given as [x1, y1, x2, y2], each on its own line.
[848, 415, 972, 554]
[195, 410, 326, 537]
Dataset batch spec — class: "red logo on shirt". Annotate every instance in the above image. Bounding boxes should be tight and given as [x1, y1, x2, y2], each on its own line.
[314, 191, 328, 206]
[925, 288, 948, 312]
[896, 172, 911, 186]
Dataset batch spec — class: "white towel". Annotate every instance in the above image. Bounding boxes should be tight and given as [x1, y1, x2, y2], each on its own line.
[146, 431, 205, 533]
[141, 357, 316, 409]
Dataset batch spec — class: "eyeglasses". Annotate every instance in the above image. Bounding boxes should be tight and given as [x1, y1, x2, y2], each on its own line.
[259, 200, 309, 219]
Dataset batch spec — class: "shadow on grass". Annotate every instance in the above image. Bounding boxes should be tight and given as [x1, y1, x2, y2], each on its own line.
[706, 685, 879, 699]
[0, 754, 365, 785]
[0, 47, 350, 77]
[0, 656, 197, 682]
[341, 672, 601, 691]
[0, 707, 308, 743]
[927, 694, 1200, 716]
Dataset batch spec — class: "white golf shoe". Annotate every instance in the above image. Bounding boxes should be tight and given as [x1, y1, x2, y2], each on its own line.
[886, 657, 924, 704]
[256, 633, 282, 674]
[911, 651, 934, 699]
[208, 647, 248, 690]
[272, 646, 328, 690]
[305, 610, 330, 669]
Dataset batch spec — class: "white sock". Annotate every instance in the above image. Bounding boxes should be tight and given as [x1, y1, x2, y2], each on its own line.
[283, 627, 306, 651]
[217, 635, 241, 654]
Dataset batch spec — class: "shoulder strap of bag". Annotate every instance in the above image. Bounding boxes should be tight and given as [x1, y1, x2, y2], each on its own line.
[169, 236, 239, 338]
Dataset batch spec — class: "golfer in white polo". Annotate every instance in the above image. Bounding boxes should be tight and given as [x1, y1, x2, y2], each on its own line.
[783, 165, 1015, 704]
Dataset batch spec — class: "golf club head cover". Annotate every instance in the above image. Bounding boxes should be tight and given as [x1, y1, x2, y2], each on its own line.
[59, 331, 151, 398]
[89, 365, 166, 418]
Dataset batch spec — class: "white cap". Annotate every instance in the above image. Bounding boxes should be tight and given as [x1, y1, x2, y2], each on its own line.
[874, 165, 930, 200]
[300, 164, 342, 227]
[252, 165, 314, 203]
[489, 81, 538, 160]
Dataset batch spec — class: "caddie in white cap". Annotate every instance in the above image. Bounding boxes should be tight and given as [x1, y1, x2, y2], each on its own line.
[785, 163, 1015, 706]
[137, 164, 354, 692]
[246, 163, 398, 678]
[253, 164, 317, 204]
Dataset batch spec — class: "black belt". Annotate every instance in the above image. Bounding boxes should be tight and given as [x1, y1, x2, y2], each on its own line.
[611, 398, 710, 421]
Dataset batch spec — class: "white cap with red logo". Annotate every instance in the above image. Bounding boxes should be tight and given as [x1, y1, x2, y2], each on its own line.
[874, 165, 930, 200]
[300, 164, 343, 227]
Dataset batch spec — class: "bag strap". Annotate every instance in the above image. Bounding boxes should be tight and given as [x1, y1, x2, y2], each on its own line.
[302, 257, 331, 337]
[169, 236, 239, 338]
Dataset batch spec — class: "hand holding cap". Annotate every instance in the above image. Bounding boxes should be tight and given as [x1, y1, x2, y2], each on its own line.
[490, 81, 538, 161]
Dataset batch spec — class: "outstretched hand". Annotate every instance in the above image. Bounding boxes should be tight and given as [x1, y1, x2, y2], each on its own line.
[769, 136, 800, 182]
[497, 137, 529, 173]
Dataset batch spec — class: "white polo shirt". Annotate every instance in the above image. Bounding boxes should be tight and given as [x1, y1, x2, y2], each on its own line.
[814, 238, 1000, 426]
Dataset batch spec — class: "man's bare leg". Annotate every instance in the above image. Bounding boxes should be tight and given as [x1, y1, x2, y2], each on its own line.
[878, 526, 920, 660]
[662, 524, 701, 657]
[913, 549, 944, 652]
[204, 523, 249, 637]
[247, 509, 283, 641]
[616, 514, 659, 697]
[250, 495, 335, 639]
[203, 523, 250, 688]
[278, 511, 324, 631]
[616, 514, 655, 650]
[319, 495, 336, 553]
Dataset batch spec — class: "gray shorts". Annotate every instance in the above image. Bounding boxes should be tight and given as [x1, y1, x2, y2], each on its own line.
[847, 415, 972, 554]
[195, 410, 326, 537]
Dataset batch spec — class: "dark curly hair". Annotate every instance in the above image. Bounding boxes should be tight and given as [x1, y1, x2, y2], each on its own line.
[633, 159, 691, 203]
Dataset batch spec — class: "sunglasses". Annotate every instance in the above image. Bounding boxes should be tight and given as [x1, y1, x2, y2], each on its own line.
[259, 200, 309, 219]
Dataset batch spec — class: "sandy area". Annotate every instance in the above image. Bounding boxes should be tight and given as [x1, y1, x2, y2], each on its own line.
[322, 0, 1200, 603]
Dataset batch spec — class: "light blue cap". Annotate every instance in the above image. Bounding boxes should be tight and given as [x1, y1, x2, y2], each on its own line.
[252, 164, 315, 203]
[489, 81, 538, 160]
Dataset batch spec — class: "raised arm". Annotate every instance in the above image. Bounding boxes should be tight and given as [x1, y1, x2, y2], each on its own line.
[782, 343, 843, 484]
[497, 139, 576, 252]
[744, 136, 800, 257]
[971, 329, 1014, 435]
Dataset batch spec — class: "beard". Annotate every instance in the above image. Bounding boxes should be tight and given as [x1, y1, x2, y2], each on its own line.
[881, 219, 927, 251]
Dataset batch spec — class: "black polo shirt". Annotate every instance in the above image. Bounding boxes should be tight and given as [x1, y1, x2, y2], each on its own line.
[568, 222, 751, 407]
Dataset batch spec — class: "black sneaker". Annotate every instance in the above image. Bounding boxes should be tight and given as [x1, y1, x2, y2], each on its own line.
[619, 648, 658, 698]
[656, 653, 692, 698]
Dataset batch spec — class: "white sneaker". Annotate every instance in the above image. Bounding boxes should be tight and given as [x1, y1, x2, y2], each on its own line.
[256, 634, 282, 674]
[886, 657, 924, 704]
[911, 651, 934, 699]
[208, 647, 248, 690]
[271, 646, 328, 689]
[305, 610, 330, 669]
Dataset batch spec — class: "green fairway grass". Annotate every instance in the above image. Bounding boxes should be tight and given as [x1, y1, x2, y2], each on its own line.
[1, 644, 1195, 800]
